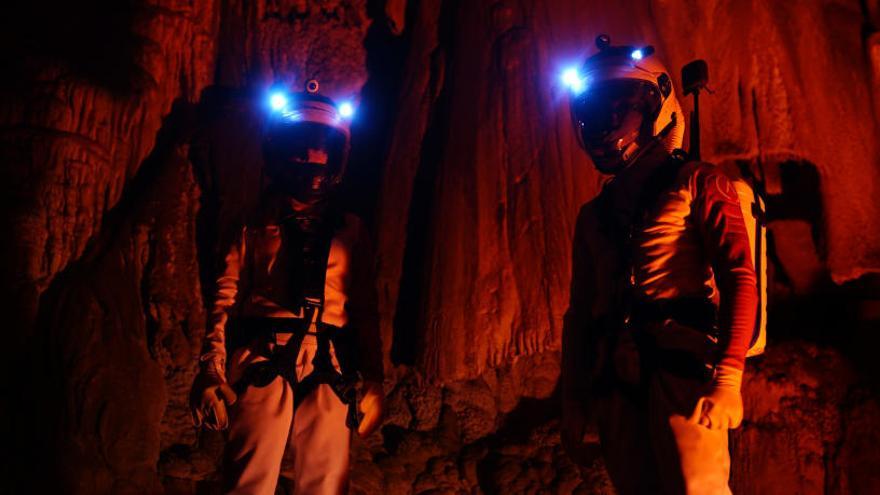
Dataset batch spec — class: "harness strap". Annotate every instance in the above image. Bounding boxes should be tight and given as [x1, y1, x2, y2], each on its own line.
[231, 206, 364, 429]
[293, 322, 363, 429]
[230, 315, 363, 428]
[736, 161, 767, 348]
[629, 297, 717, 335]
[229, 316, 309, 396]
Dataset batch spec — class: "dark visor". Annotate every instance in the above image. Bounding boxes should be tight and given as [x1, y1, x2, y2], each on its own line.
[571, 79, 662, 142]
[265, 121, 347, 176]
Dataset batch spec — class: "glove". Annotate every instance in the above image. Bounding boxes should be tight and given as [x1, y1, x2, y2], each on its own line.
[356, 380, 385, 438]
[688, 365, 744, 431]
[190, 363, 238, 431]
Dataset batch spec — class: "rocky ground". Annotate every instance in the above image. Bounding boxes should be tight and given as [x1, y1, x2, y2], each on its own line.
[157, 341, 880, 494]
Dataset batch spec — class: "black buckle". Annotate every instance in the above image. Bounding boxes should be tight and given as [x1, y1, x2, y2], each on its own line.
[303, 297, 322, 310]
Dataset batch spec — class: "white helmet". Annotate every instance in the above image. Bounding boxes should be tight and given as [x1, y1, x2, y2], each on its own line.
[262, 80, 356, 203]
[565, 35, 684, 174]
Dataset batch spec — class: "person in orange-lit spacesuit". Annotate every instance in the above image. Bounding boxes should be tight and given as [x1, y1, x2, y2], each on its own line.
[560, 36, 760, 494]
[190, 82, 384, 495]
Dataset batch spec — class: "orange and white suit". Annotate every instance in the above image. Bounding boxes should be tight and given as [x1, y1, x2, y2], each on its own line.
[562, 151, 758, 494]
[200, 205, 382, 495]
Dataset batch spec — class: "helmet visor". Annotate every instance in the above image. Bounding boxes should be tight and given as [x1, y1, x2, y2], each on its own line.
[263, 121, 349, 203]
[264, 121, 347, 179]
[571, 78, 661, 149]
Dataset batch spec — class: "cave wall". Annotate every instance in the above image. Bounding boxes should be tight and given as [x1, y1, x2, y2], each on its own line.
[1, 0, 218, 331]
[3, 0, 880, 493]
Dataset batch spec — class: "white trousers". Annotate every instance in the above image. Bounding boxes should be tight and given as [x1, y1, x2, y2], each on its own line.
[223, 334, 351, 495]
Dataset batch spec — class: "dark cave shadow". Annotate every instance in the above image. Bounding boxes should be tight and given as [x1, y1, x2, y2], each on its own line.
[340, 0, 409, 225]
[758, 158, 834, 343]
[389, 0, 457, 366]
[473, 382, 595, 492]
[188, 86, 265, 322]
[765, 159, 825, 253]
[3, 1, 148, 93]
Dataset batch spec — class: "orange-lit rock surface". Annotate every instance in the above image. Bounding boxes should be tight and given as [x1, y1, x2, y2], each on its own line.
[2, 1, 879, 493]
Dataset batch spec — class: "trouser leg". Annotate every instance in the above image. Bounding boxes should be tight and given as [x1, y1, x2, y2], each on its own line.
[595, 389, 659, 495]
[223, 344, 294, 495]
[595, 326, 659, 495]
[597, 321, 731, 495]
[649, 370, 732, 495]
[289, 339, 351, 495]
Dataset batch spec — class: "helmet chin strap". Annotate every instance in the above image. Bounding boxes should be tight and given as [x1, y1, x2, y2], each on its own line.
[289, 189, 333, 216]
[284, 195, 337, 238]
[621, 139, 642, 163]
[623, 112, 679, 168]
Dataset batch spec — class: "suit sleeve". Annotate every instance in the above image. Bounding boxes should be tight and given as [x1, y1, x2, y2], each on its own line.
[694, 167, 758, 371]
[348, 219, 384, 382]
[200, 226, 246, 377]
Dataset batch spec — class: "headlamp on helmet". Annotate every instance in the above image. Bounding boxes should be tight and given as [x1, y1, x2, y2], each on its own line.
[266, 80, 356, 123]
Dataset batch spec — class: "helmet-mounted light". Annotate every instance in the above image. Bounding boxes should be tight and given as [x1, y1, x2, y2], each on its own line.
[269, 91, 289, 111]
[266, 79, 356, 124]
[561, 39, 659, 96]
[337, 101, 355, 119]
[562, 67, 588, 95]
[629, 46, 655, 61]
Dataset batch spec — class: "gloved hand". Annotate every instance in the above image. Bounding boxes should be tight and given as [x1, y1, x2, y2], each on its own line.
[190, 364, 237, 431]
[356, 380, 385, 438]
[689, 365, 743, 430]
